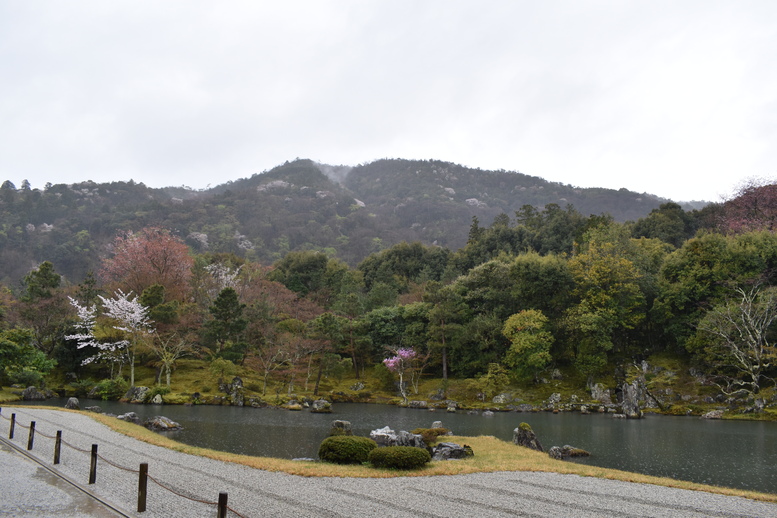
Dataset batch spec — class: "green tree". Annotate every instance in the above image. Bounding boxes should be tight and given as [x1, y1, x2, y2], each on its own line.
[632, 202, 697, 248]
[502, 309, 554, 380]
[565, 225, 646, 375]
[425, 282, 468, 380]
[205, 287, 248, 361]
[475, 363, 510, 400]
[18, 261, 70, 354]
[21, 261, 61, 300]
[0, 328, 56, 387]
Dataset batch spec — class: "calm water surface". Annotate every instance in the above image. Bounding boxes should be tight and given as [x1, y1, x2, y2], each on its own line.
[19, 399, 777, 494]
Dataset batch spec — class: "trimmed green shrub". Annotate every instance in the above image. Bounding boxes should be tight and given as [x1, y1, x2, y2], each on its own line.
[411, 427, 449, 446]
[368, 446, 431, 470]
[318, 436, 377, 464]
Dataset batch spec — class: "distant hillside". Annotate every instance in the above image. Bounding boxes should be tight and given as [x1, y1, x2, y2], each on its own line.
[0, 159, 700, 286]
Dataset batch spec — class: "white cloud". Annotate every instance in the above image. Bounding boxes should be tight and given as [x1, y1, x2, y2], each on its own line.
[0, 0, 774, 201]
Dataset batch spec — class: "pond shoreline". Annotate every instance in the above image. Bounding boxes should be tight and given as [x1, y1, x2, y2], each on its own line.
[4, 387, 775, 422]
[9, 398, 777, 494]
[2, 405, 777, 513]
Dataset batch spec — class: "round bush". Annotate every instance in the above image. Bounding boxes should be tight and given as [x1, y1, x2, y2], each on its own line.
[318, 435, 377, 464]
[368, 446, 432, 470]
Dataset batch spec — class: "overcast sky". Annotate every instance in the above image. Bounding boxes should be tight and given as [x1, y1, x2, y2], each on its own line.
[1, 1, 775, 202]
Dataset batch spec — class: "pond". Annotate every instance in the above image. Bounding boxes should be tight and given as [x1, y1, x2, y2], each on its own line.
[18, 399, 777, 494]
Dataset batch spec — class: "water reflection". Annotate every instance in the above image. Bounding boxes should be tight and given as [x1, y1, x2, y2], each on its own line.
[20, 399, 777, 494]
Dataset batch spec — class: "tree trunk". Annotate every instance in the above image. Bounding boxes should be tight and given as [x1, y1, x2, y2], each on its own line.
[313, 356, 324, 396]
[348, 323, 360, 379]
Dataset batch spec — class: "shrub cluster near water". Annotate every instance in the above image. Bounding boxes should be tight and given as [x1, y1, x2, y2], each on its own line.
[368, 446, 431, 469]
[318, 436, 377, 464]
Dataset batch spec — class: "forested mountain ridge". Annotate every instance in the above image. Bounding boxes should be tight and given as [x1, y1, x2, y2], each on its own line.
[1, 158, 693, 285]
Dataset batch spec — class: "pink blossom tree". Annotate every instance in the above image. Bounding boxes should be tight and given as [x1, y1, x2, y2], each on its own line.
[101, 227, 194, 301]
[383, 347, 416, 404]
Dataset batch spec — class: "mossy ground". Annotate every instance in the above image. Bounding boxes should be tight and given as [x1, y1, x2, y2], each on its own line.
[4, 352, 775, 421]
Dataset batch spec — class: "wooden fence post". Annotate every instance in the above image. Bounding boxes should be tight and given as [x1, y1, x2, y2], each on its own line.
[54, 431, 62, 464]
[217, 492, 228, 518]
[9, 413, 15, 439]
[89, 444, 98, 484]
[137, 463, 148, 512]
[27, 421, 36, 450]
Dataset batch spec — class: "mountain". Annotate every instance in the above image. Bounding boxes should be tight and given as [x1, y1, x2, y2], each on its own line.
[0, 158, 696, 285]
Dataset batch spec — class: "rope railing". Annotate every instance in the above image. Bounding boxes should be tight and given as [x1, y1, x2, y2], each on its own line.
[60, 437, 93, 454]
[96, 451, 140, 473]
[0, 407, 247, 517]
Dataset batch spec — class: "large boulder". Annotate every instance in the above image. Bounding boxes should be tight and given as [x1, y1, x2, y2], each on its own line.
[620, 381, 643, 419]
[369, 426, 425, 448]
[513, 422, 543, 452]
[124, 386, 150, 403]
[22, 386, 47, 401]
[229, 376, 244, 407]
[430, 442, 474, 461]
[589, 383, 612, 405]
[144, 416, 182, 431]
[64, 397, 80, 410]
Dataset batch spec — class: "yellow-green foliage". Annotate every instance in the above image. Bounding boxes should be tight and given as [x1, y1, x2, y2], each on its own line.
[368, 446, 431, 470]
[411, 427, 449, 446]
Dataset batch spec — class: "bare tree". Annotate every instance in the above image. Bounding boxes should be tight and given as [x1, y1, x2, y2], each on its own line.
[697, 285, 777, 402]
[150, 333, 195, 387]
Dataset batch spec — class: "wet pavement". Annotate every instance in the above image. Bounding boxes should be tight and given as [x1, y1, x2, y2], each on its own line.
[0, 440, 123, 517]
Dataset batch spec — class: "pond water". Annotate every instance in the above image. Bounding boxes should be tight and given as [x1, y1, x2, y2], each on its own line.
[17, 399, 777, 494]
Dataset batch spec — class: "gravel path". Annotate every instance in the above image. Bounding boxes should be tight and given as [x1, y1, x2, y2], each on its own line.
[1, 406, 775, 518]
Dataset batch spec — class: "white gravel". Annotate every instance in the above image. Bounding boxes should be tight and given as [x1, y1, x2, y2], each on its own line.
[1, 406, 775, 518]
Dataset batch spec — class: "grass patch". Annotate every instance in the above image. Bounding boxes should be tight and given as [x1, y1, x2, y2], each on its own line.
[0, 387, 22, 403]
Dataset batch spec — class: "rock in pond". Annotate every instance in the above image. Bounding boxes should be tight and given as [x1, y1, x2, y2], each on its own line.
[117, 412, 141, 425]
[310, 399, 332, 413]
[22, 386, 47, 401]
[513, 422, 543, 452]
[144, 416, 182, 431]
[151, 393, 163, 404]
[64, 397, 80, 410]
[124, 386, 150, 403]
[329, 420, 352, 436]
[701, 409, 724, 419]
[620, 380, 643, 419]
[548, 445, 590, 460]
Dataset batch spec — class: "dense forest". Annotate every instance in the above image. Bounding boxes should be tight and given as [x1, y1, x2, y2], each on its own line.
[1, 160, 776, 414]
